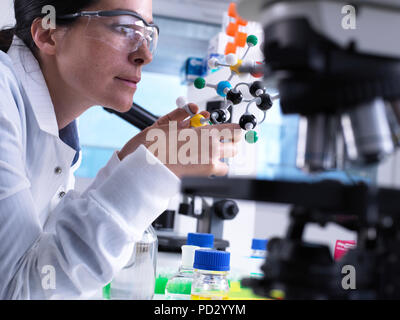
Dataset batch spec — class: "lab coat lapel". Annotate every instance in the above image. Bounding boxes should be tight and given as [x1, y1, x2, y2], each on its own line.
[7, 37, 59, 137]
[7, 37, 77, 217]
[7, 37, 76, 166]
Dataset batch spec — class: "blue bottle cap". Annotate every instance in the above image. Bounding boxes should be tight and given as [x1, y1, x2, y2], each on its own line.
[187, 233, 214, 248]
[252, 238, 268, 251]
[193, 249, 230, 271]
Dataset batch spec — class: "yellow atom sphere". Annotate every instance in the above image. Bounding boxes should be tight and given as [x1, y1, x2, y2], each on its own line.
[190, 114, 208, 128]
[230, 59, 243, 75]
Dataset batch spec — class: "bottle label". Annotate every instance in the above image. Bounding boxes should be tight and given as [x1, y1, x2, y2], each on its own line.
[334, 240, 356, 261]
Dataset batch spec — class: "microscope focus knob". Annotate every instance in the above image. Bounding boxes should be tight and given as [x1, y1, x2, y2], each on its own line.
[214, 200, 239, 220]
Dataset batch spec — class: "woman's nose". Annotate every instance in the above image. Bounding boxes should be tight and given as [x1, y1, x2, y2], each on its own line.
[129, 41, 153, 66]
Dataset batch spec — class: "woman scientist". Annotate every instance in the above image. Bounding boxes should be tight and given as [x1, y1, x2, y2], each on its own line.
[0, 0, 242, 299]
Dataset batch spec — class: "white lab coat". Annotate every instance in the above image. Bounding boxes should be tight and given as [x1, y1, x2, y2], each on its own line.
[0, 37, 180, 299]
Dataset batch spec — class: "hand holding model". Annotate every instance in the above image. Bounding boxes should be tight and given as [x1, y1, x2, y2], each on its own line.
[118, 102, 242, 178]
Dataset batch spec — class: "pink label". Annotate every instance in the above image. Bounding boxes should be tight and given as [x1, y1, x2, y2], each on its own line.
[334, 240, 356, 261]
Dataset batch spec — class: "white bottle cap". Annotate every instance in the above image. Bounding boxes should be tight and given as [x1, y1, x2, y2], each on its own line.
[225, 53, 238, 66]
[181, 245, 200, 269]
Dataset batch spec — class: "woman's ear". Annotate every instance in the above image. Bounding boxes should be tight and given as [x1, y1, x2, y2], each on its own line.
[31, 17, 57, 55]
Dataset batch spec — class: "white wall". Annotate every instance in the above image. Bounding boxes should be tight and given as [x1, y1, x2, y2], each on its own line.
[0, 0, 14, 29]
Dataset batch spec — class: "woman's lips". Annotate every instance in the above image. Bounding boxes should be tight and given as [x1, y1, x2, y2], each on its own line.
[116, 77, 140, 89]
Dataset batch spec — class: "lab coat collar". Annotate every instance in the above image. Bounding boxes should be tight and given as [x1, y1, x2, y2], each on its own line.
[7, 36, 59, 137]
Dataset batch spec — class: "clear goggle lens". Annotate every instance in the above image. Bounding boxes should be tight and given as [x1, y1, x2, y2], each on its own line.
[83, 15, 158, 55]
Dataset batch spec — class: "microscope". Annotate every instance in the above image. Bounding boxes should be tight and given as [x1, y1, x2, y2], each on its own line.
[181, 0, 400, 299]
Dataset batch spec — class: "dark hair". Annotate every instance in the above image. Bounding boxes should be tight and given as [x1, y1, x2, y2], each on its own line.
[0, 0, 100, 53]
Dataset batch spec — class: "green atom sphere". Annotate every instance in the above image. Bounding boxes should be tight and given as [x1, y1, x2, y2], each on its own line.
[247, 35, 258, 47]
[245, 130, 259, 144]
[194, 77, 206, 89]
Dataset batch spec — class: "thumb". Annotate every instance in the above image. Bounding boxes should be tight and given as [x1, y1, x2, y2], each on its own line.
[155, 103, 199, 126]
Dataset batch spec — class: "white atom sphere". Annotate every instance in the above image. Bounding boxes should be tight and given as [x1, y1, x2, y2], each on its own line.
[208, 58, 219, 69]
[225, 53, 238, 66]
[245, 122, 254, 130]
[224, 109, 231, 122]
[176, 96, 188, 109]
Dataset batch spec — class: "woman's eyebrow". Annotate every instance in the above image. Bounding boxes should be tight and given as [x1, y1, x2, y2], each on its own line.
[113, 8, 154, 24]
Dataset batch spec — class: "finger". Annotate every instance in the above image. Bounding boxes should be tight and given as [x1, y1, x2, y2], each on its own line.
[155, 103, 199, 126]
[209, 161, 229, 177]
[179, 111, 211, 129]
[212, 123, 241, 131]
[208, 124, 243, 143]
[208, 141, 238, 160]
[218, 143, 239, 159]
[186, 103, 200, 115]
[231, 128, 243, 143]
[176, 98, 199, 115]
[217, 128, 243, 143]
[179, 119, 191, 129]
[210, 122, 242, 137]
[200, 110, 210, 119]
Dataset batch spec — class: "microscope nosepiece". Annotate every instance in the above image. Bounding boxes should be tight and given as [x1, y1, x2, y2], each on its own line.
[341, 98, 395, 165]
[296, 114, 338, 172]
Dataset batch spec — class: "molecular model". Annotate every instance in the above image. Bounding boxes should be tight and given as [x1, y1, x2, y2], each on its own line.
[176, 96, 212, 128]
[191, 35, 278, 144]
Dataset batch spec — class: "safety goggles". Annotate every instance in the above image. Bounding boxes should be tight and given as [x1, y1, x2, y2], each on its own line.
[58, 10, 159, 55]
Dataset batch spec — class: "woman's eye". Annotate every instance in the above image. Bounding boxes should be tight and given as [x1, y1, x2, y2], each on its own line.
[113, 25, 134, 36]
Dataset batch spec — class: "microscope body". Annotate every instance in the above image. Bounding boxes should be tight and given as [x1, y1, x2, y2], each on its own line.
[252, 0, 400, 172]
[234, 0, 400, 299]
